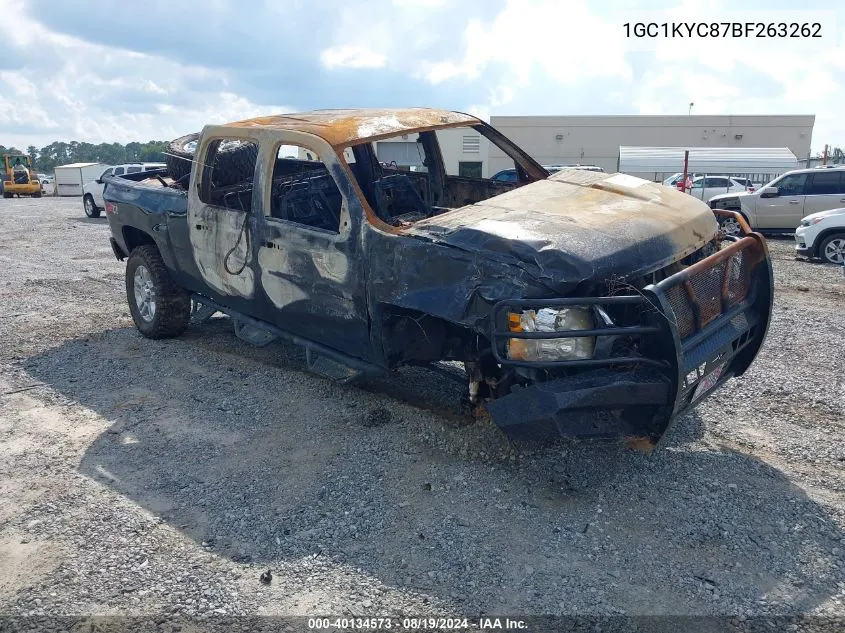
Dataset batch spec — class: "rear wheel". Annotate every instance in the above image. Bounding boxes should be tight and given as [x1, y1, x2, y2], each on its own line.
[126, 245, 191, 339]
[2, 192, 12, 199]
[33, 190, 41, 198]
[819, 233, 845, 265]
[83, 194, 100, 218]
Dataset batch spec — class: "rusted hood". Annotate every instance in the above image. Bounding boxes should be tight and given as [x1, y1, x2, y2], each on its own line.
[409, 170, 717, 288]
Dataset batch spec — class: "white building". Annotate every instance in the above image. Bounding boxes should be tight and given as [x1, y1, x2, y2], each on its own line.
[488, 114, 815, 177]
[374, 128, 491, 177]
[303, 113, 816, 183]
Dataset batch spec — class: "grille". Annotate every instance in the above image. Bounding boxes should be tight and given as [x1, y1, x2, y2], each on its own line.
[665, 285, 695, 339]
[662, 239, 758, 340]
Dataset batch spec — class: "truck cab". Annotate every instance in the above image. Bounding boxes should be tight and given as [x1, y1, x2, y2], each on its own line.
[103, 108, 774, 444]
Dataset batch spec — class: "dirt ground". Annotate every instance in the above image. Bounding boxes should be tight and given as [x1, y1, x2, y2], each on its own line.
[1, 196, 844, 630]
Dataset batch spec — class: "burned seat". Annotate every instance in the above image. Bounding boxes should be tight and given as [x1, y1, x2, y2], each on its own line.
[372, 174, 429, 225]
[271, 170, 342, 233]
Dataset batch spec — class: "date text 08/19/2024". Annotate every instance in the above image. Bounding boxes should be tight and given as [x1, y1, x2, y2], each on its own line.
[307, 617, 528, 629]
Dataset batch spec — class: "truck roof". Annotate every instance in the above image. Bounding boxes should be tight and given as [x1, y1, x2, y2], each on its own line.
[224, 108, 478, 148]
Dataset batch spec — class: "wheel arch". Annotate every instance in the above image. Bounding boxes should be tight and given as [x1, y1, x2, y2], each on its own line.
[375, 303, 482, 368]
[815, 228, 845, 258]
[122, 226, 157, 253]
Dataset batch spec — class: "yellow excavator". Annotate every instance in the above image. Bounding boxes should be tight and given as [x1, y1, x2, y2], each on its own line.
[1, 154, 41, 198]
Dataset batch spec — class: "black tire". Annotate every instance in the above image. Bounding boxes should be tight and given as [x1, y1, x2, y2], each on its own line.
[819, 233, 845, 265]
[83, 194, 100, 218]
[164, 133, 258, 187]
[33, 190, 41, 198]
[163, 133, 199, 184]
[126, 245, 191, 339]
[3, 192, 12, 199]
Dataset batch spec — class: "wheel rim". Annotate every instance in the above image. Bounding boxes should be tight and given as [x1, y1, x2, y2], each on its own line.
[85, 197, 94, 215]
[721, 217, 741, 236]
[133, 265, 156, 322]
[824, 238, 845, 264]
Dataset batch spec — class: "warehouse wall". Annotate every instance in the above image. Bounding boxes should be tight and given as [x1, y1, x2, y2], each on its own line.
[487, 115, 815, 177]
[374, 127, 491, 177]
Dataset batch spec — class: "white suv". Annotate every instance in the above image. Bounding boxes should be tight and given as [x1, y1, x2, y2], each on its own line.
[82, 162, 166, 217]
[794, 207, 845, 264]
[709, 166, 845, 236]
[689, 175, 749, 201]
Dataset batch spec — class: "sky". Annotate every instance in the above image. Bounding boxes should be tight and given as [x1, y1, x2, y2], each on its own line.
[1, 0, 843, 154]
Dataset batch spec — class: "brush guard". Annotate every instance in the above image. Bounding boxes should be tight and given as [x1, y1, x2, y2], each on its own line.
[486, 213, 773, 442]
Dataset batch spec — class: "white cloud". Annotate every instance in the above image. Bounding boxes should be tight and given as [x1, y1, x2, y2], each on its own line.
[1, 0, 844, 155]
[320, 45, 387, 70]
[0, 0, 291, 148]
[420, 0, 632, 86]
[392, 0, 445, 6]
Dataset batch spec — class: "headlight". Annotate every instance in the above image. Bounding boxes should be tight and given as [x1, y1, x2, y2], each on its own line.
[507, 307, 595, 361]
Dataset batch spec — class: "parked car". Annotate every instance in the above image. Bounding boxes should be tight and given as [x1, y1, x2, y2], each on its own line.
[729, 177, 758, 192]
[102, 108, 772, 444]
[490, 169, 518, 183]
[82, 162, 166, 217]
[794, 207, 845, 264]
[37, 173, 54, 195]
[709, 166, 845, 236]
[688, 175, 748, 201]
[662, 172, 704, 187]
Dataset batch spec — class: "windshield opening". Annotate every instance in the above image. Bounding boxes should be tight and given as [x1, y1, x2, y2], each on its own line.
[343, 124, 546, 228]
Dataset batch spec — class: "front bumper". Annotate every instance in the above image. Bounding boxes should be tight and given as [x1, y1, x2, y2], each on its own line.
[486, 216, 773, 442]
[794, 228, 812, 257]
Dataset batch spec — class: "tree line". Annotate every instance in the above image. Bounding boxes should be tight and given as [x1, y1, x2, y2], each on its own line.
[0, 140, 170, 173]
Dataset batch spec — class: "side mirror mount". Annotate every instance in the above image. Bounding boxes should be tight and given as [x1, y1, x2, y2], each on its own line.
[95, 179, 103, 185]
[760, 186, 778, 198]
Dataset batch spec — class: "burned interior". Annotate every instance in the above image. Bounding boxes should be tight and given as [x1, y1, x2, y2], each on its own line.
[342, 124, 547, 227]
[193, 122, 550, 232]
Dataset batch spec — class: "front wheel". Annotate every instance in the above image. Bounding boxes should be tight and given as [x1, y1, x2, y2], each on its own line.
[718, 214, 744, 237]
[820, 233, 845, 265]
[126, 245, 191, 339]
[83, 194, 100, 218]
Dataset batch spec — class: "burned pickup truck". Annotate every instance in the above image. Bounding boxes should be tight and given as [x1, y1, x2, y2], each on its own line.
[103, 108, 773, 443]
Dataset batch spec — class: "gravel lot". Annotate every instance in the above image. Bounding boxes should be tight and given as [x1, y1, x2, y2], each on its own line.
[1, 196, 844, 629]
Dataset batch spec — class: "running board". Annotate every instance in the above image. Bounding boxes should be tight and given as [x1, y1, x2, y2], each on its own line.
[233, 318, 277, 347]
[190, 294, 384, 382]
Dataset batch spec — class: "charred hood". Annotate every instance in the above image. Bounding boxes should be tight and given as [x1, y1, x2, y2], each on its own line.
[409, 170, 718, 290]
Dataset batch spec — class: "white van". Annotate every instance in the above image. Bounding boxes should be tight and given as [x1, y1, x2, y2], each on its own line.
[82, 162, 166, 217]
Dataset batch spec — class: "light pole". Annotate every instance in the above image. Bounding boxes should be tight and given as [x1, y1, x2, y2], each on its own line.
[688, 102, 694, 116]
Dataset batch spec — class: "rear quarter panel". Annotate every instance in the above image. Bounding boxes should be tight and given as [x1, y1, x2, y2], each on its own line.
[103, 176, 201, 288]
